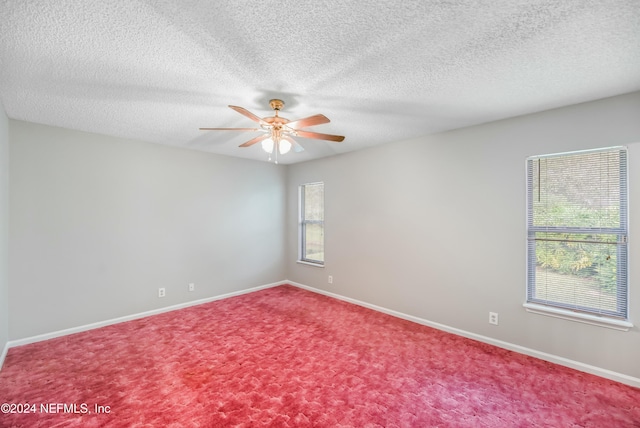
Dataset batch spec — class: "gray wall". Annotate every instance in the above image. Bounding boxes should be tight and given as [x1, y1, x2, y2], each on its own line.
[0, 104, 8, 357]
[286, 91, 640, 379]
[9, 121, 286, 339]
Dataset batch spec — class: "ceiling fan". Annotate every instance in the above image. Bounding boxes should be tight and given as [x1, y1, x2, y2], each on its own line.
[200, 99, 344, 162]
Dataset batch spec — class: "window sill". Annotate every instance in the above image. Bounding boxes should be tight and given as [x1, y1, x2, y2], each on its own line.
[523, 303, 633, 331]
[296, 260, 324, 268]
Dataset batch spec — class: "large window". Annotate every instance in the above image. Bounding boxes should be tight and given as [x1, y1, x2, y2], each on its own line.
[526, 147, 628, 322]
[299, 182, 324, 265]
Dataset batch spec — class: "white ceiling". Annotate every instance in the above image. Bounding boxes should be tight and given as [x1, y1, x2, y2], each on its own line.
[1, 1, 639, 164]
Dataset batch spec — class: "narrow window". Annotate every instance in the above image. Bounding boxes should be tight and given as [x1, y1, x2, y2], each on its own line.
[299, 182, 324, 265]
[526, 147, 628, 320]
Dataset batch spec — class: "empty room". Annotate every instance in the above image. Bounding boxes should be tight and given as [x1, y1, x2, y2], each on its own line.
[1, 1, 639, 426]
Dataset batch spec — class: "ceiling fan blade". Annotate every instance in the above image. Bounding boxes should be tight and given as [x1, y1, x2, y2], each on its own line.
[239, 134, 268, 148]
[285, 114, 330, 129]
[229, 105, 266, 124]
[295, 130, 345, 142]
[199, 127, 261, 131]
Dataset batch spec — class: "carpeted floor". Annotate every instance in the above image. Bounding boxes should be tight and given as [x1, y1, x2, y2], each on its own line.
[0, 284, 638, 427]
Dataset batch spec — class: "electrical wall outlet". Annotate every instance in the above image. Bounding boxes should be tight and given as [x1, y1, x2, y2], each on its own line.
[158, 288, 166, 298]
[328, 275, 333, 284]
[489, 312, 499, 325]
[188, 283, 195, 292]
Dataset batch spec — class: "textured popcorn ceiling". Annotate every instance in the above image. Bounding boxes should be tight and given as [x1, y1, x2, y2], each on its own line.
[1, 1, 639, 164]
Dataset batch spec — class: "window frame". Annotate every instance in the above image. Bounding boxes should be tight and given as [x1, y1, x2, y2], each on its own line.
[298, 182, 325, 267]
[524, 147, 632, 331]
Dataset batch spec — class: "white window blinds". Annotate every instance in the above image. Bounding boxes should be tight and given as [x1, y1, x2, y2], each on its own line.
[300, 182, 324, 265]
[526, 147, 628, 319]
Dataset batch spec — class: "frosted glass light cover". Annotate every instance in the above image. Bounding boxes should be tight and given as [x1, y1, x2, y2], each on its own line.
[261, 138, 274, 153]
[279, 139, 292, 154]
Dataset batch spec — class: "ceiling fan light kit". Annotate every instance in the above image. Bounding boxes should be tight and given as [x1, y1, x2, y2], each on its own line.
[200, 99, 344, 163]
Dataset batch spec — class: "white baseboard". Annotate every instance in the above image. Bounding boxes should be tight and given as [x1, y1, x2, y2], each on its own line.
[287, 281, 640, 389]
[7, 281, 286, 348]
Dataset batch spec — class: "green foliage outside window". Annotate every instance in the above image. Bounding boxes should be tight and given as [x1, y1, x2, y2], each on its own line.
[533, 195, 619, 292]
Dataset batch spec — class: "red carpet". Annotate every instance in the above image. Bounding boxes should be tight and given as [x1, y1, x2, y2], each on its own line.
[0, 285, 638, 427]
